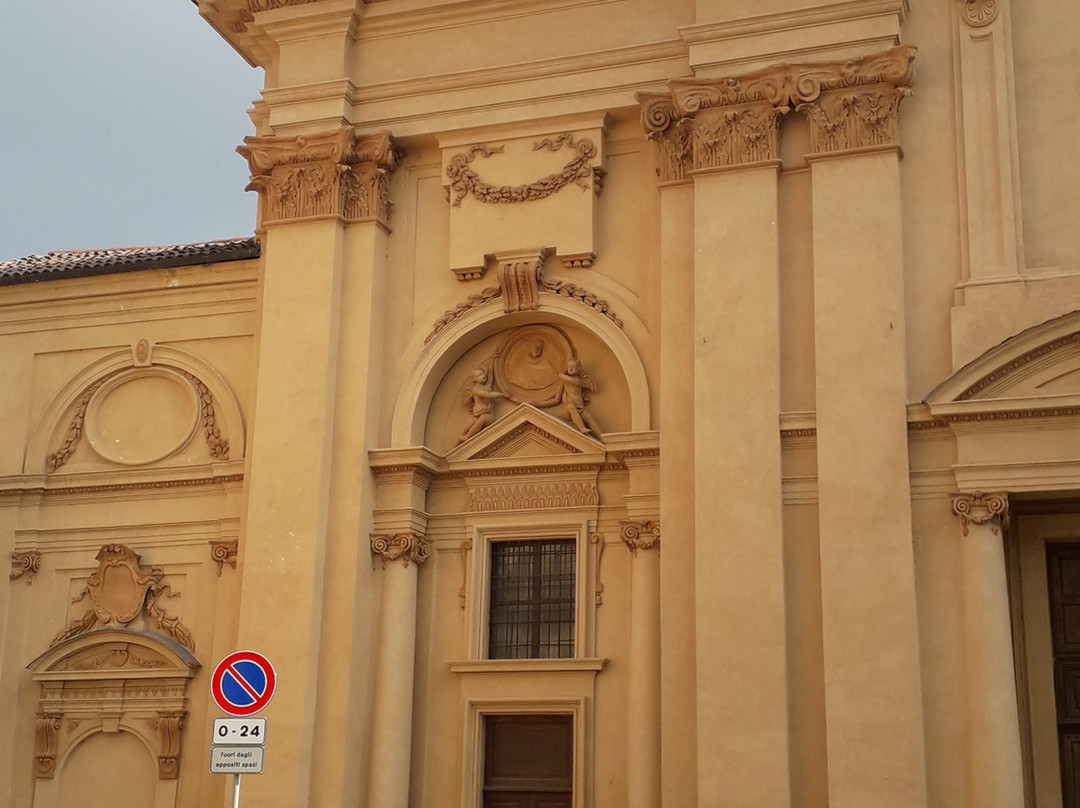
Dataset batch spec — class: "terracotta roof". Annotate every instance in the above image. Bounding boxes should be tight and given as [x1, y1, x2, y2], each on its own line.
[0, 237, 260, 287]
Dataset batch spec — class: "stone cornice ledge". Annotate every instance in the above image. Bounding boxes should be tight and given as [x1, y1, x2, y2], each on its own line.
[0, 461, 246, 501]
[928, 394, 1080, 423]
[449, 658, 606, 675]
[679, 0, 908, 73]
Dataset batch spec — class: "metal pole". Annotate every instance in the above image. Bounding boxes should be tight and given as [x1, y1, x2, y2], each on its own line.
[232, 773, 241, 808]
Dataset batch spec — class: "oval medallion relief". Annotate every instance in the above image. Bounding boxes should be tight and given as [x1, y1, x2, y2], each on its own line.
[84, 368, 200, 465]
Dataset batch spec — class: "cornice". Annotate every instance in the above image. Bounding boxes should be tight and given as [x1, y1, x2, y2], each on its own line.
[0, 467, 245, 502]
[677, 0, 909, 45]
[355, 0, 621, 40]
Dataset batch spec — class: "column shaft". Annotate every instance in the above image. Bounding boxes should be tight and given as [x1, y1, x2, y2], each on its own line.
[367, 559, 422, 808]
[694, 163, 790, 807]
[954, 494, 1025, 808]
[625, 527, 662, 808]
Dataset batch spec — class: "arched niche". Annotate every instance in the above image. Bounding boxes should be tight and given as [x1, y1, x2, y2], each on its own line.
[26, 628, 200, 808]
[24, 343, 245, 474]
[392, 296, 650, 448]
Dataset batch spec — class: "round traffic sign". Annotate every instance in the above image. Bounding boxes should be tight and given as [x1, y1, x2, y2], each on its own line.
[211, 651, 277, 717]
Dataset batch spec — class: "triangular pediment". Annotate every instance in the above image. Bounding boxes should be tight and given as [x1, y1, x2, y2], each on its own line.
[927, 311, 1080, 414]
[447, 403, 605, 463]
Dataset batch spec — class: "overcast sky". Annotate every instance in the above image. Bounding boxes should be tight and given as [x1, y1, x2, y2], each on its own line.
[0, 1, 264, 262]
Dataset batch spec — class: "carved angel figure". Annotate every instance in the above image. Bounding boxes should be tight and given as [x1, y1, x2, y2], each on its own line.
[459, 368, 508, 444]
[558, 358, 601, 437]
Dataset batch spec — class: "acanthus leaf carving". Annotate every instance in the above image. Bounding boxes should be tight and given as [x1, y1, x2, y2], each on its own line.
[239, 128, 399, 226]
[51, 545, 195, 652]
[446, 135, 600, 207]
[640, 46, 916, 169]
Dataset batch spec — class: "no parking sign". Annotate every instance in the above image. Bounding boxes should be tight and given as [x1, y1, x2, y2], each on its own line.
[211, 651, 277, 717]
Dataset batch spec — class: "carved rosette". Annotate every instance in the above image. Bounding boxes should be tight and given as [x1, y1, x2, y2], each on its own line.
[34, 713, 62, 777]
[638, 45, 916, 172]
[11, 549, 42, 584]
[621, 520, 661, 555]
[951, 491, 1010, 536]
[370, 533, 430, 569]
[238, 128, 399, 228]
[961, 0, 997, 27]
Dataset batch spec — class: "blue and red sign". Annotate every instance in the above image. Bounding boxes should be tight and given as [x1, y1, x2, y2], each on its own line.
[211, 651, 277, 717]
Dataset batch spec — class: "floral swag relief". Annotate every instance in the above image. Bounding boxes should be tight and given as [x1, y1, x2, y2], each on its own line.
[52, 544, 195, 652]
[458, 325, 603, 443]
[446, 134, 604, 207]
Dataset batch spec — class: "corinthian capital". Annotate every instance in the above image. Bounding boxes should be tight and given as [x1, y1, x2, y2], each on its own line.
[370, 532, 430, 568]
[621, 520, 661, 555]
[237, 127, 400, 227]
[951, 491, 1010, 536]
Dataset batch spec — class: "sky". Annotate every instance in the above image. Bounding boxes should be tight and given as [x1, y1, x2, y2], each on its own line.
[0, 1, 265, 262]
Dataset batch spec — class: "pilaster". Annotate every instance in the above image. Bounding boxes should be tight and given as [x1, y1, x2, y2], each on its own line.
[799, 45, 927, 808]
[644, 66, 791, 808]
[234, 123, 399, 808]
[950, 491, 1025, 808]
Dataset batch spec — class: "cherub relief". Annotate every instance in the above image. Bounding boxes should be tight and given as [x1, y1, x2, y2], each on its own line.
[459, 367, 508, 443]
[558, 358, 601, 437]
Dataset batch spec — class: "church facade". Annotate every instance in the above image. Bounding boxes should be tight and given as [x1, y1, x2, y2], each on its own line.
[2, 1, 1079, 807]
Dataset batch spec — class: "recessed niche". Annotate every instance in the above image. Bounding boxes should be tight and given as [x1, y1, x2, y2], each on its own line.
[85, 369, 200, 466]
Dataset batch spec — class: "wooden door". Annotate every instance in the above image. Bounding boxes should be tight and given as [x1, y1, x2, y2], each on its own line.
[1046, 542, 1080, 807]
[483, 715, 573, 808]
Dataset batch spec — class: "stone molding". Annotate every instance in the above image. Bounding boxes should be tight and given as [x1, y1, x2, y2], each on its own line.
[370, 532, 430, 568]
[951, 491, 1010, 535]
[52, 544, 195, 652]
[621, 520, 661, 555]
[425, 277, 623, 345]
[238, 128, 399, 227]
[639, 45, 915, 179]
[590, 531, 605, 606]
[445, 134, 602, 207]
[468, 480, 600, 512]
[11, 549, 42, 584]
[28, 629, 199, 782]
[209, 540, 239, 575]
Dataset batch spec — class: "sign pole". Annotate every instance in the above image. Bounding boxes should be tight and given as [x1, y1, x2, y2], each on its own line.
[232, 773, 241, 808]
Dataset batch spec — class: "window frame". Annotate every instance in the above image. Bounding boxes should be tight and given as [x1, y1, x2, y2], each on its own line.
[465, 519, 594, 662]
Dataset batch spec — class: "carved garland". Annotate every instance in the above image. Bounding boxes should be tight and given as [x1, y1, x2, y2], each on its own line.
[425, 279, 623, 345]
[446, 135, 602, 207]
[370, 532, 430, 568]
[47, 367, 230, 471]
[590, 532, 605, 607]
[11, 549, 42, 584]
